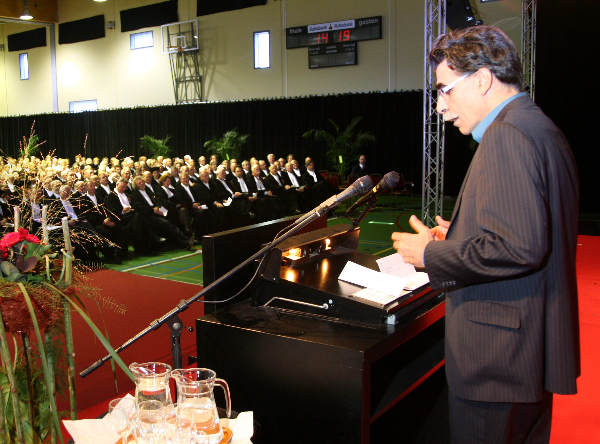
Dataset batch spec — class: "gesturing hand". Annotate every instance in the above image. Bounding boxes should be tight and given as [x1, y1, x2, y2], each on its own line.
[431, 215, 450, 241]
[391, 215, 434, 268]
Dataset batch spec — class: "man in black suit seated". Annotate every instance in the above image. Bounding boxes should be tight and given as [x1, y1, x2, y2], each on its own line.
[265, 164, 300, 214]
[228, 165, 262, 220]
[120, 168, 134, 194]
[349, 154, 369, 179]
[95, 172, 114, 204]
[103, 179, 148, 253]
[245, 164, 282, 220]
[282, 162, 308, 210]
[78, 181, 122, 261]
[154, 172, 191, 236]
[240, 160, 252, 180]
[301, 159, 335, 208]
[142, 170, 159, 197]
[49, 184, 106, 262]
[130, 176, 192, 252]
[172, 172, 212, 238]
[211, 165, 252, 228]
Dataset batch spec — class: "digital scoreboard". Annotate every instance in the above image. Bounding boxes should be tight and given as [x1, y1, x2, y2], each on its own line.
[308, 42, 357, 69]
[286, 16, 382, 49]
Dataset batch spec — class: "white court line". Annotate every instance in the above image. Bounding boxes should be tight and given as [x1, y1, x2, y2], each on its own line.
[121, 250, 202, 272]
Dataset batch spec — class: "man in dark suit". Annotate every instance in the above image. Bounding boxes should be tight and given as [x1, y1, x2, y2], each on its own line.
[391, 26, 579, 443]
[349, 154, 369, 179]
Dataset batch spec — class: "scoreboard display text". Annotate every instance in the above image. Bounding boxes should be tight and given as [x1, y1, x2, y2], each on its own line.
[286, 16, 382, 49]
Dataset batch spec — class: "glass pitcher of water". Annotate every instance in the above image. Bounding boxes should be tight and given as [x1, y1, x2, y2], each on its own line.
[170, 368, 231, 444]
[129, 362, 172, 405]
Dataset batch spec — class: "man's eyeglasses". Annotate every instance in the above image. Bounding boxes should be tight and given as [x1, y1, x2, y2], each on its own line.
[438, 72, 472, 96]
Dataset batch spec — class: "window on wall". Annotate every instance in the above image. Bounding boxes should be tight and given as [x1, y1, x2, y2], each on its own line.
[19, 53, 29, 80]
[253, 31, 270, 69]
[130, 30, 154, 50]
[69, 99, 98, 113]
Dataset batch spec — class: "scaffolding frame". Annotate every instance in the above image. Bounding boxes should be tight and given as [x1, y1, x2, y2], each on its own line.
[422, 0, 447, 227]
[162, 19, 203, 104]
[521, 0, 537, 99]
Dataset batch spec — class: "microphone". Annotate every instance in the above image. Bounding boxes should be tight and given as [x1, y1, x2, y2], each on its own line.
[291, 175, 374, 226]
[345, 171, 400, 216]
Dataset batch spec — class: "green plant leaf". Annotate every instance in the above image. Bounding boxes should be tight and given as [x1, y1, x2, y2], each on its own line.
[18, 283, 64, 444]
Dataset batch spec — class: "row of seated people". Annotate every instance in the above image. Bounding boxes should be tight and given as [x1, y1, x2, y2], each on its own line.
[1, 160, 336, 262]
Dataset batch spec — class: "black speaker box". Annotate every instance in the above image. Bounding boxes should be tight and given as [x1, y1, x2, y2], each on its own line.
[7, 27, 46, 52]
[197, 0, 267, 17]
[59, 15, 105, 45]
[120, 1, 178, 33]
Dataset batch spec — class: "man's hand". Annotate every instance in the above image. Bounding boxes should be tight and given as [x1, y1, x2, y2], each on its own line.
[431, 215, 450, 241]
[391, 215, 434, 268]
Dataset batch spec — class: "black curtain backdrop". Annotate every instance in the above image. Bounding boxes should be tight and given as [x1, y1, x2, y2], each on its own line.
[0, 91, 449, 193]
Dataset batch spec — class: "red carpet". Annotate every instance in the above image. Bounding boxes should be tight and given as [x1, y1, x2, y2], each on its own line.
[550, 235, 600, 443]
[62, 269, 203, 412]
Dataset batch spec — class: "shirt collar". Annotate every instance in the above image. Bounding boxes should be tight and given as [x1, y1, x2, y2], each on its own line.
[472, 92, 527, 143]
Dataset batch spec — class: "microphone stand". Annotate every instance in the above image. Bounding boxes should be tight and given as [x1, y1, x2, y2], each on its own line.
[351, 196, 378, 228]
[80, 205, 332, 377]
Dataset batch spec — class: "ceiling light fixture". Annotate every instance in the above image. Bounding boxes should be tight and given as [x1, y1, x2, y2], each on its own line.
[20, 0, 33, 20]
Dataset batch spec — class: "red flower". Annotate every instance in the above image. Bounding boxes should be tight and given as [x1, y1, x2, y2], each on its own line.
[1, 231, 22, 249]
[24, 233, 40, 244]
[0, 229, 40, 259]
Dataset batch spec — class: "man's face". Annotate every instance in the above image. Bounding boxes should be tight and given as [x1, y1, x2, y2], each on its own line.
[144, 172, 153, 183]
[435, 60, 483, 136]
[234, 167, 244, 178]
[359, 155, 366, 165]
[217, 168, 226, 180]
[60, 187, 71, 200]
[116, 181, 128, 193]
[252, 166, 261, 177]
[122, 170, 131, 180]
[135, 178, 145, 190]
[242, 161, 249, 170]
[199, 171, 209, 183]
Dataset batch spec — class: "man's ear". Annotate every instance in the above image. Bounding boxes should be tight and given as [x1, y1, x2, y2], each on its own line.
[477, 67, 494, 95]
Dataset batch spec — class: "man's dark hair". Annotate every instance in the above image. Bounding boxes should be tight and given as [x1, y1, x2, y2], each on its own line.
[429, 25, 523, 90]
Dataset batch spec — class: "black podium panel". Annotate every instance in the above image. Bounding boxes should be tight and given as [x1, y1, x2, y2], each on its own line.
[196, 294, 446, 444]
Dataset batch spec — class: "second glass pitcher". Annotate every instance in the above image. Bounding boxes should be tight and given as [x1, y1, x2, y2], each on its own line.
[170, 368, 231, 444]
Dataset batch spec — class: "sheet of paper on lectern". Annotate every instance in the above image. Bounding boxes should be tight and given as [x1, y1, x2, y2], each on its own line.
[376, 253, 430, 290]
[338, 261, 406, 298]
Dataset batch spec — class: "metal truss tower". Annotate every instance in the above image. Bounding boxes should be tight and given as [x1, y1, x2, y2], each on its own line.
[162, 19, 203, 104]
[169, 51, 203, 104]
[521, 0, 537, 100]
[422, 0, 447, 227]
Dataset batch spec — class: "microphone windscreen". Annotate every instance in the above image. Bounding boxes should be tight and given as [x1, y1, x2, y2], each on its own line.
[353, 175, 374, 195]
[382, 171, 401, 191]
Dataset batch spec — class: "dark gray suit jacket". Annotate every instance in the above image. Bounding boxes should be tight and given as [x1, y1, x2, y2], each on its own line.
[424, 95, 580, 403]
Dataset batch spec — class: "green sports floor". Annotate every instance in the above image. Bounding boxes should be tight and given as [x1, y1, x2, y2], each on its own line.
[104, 195, 455, 286]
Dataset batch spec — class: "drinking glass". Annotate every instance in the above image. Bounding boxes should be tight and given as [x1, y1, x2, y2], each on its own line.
[135, 400, 167, 444]
[108, 397, 135, 444]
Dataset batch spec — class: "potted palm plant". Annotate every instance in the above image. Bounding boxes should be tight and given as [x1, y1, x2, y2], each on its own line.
[302, 116, 376, 179]
[203, 129, 249, 161]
